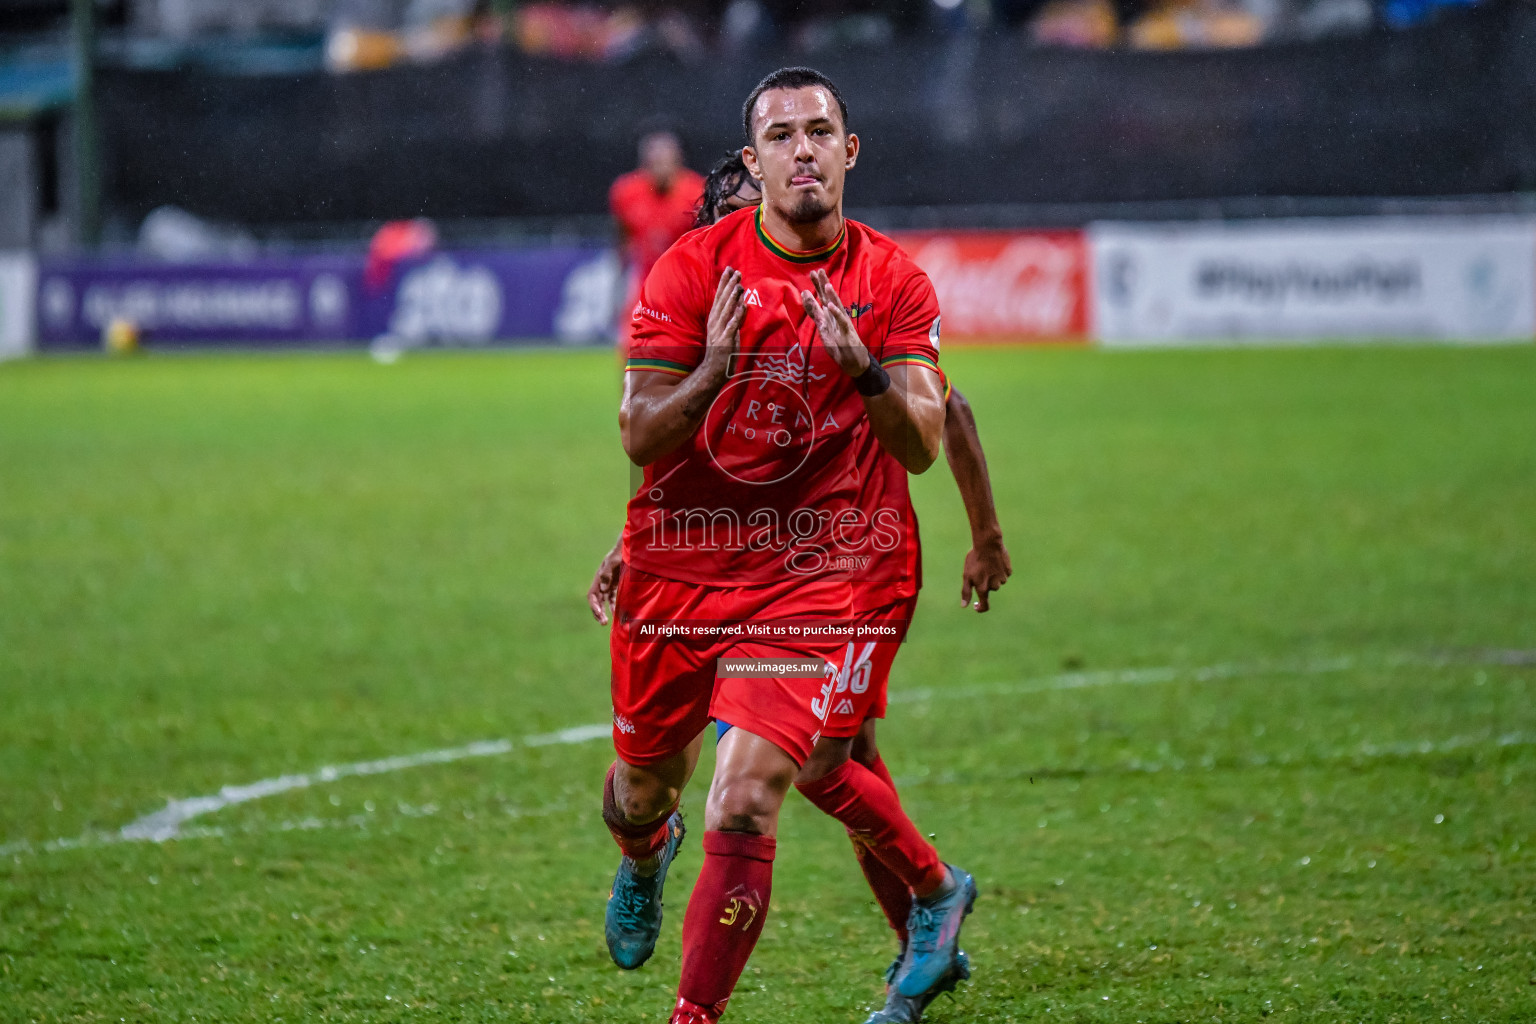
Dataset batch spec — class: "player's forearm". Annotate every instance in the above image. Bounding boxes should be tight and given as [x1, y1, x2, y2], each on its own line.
[862, 368, 944, 474]
[619, 356, 731, 465]
[942, 388, 1003, 544]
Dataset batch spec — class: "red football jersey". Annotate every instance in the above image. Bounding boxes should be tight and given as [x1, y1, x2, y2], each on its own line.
[610, 168, 707, 282]
[622, 205, 942, 588]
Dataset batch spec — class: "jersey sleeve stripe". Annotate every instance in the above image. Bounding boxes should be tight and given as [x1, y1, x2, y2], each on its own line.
[625, 357, 693, 377]
[879, 353, 941, 373]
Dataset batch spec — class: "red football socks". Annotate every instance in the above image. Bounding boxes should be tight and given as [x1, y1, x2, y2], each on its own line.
[864, 752, 898, 793]
[853, 753, 913, 938]
[852, 835, 913, 943]
[795, 759, 947, 898]
[677, 830, 777, 1012]
[601, 762, 676, 861]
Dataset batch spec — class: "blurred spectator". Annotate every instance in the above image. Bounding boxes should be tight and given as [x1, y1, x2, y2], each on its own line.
[609, 128, 704, 352]
[1030, 0, 1120, 45]
[1126, 0, 1265, 47]
[1379, 0, 1479, 27]
[364, 218, 438, 292]
[106, 0, 1491, 67]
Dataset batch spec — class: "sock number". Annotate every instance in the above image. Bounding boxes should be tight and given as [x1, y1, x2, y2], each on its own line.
[718, 897, 758, 930]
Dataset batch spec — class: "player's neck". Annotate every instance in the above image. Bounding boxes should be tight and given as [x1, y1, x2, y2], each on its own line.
[759, 203, 844, 256]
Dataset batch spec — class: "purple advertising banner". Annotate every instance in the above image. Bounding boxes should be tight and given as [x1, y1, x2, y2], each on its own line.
[360, 247, 618, 346]
[36, 256, 365, 348]
[35, 247, 621, 349]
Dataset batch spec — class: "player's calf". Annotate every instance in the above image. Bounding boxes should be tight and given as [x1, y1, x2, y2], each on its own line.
[603, 762, 687, 970]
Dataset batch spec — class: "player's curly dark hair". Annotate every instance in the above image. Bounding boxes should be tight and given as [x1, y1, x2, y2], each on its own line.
[694, 150, 753, 229]
[741, 66, 849, 145]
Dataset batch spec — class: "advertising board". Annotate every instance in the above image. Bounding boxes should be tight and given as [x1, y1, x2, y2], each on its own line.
[1090, 218, 1536, 345]
[893, 230, 1090, 343]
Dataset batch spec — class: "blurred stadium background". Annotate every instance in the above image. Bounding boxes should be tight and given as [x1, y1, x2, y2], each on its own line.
[2, 1, 1534, 1022]
[2, 0, 1536, 352]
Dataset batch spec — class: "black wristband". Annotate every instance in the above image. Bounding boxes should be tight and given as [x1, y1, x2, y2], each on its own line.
[853, 360, 891, 397]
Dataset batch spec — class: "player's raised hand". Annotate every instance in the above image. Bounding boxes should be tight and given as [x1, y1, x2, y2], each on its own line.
[705, 267, 747, 367]
[587, 541, 624, 625]
[960, 536, 1012, 612]
[800, 269, 871, 377]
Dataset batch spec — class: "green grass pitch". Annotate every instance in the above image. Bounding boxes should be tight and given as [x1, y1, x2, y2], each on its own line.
[1, 344, 1533, 1022]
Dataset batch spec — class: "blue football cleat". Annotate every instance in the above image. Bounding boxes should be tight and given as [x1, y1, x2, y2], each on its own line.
[604, 811, 685, 970]
[893, 864, 977, 998]
[865, 949, 970, 1023]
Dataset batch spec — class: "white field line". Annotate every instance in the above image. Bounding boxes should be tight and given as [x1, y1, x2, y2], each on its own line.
[3, 650, 1530, 858]
[0, 727, 599, 856]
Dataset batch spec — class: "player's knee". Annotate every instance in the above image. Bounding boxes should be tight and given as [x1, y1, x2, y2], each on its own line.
[709, 775, 787, 834]
[615, 765, 677, 823]
[796, 736, 852, 784]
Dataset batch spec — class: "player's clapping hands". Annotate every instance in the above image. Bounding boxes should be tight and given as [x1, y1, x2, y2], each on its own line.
[705, 267, 747, 369]
[800, 269, 871, 377]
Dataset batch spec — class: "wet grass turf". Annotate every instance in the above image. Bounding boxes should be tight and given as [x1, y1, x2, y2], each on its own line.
[1, 345, 1533, 1022]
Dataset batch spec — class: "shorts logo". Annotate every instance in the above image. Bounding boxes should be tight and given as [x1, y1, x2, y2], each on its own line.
[743, 288, 763, 307]
[613, 713, 636, 735]
[833, 698, 856, 716]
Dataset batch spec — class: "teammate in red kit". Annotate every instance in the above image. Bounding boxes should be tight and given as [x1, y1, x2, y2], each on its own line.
[598, 67, 980, 1024]
[611, 128, 707, 355]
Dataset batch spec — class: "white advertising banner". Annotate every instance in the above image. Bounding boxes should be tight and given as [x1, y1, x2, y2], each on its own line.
[0, 251, 37, 360]
[1090, 218, 1536, 345]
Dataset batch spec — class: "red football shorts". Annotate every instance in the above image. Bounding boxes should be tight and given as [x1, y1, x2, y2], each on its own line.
[610, 568, 852, 766]
[817, 593, 919, 739]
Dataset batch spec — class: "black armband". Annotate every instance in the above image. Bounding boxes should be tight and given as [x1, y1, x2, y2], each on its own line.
[853, 360, 892, 397]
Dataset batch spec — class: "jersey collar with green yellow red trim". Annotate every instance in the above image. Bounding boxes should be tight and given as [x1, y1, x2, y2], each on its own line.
[754, 205, 845, 264]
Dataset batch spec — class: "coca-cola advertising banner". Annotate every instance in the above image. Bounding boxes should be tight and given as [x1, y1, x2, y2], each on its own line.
[893, 230, 1090, 343]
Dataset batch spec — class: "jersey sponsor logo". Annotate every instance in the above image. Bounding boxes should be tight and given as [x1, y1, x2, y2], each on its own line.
[632, 303, 673, 324]
[743, 287, 763, 307]
[613, 713, 636, 735]
[929, 314, 942, 350]
[846, 301, 874, 319]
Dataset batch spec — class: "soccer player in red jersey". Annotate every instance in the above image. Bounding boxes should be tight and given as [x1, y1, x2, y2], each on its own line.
[599, 67, 982, 1023]
[611, 129, 707, 355]
[589, 152, 1011, 1024]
